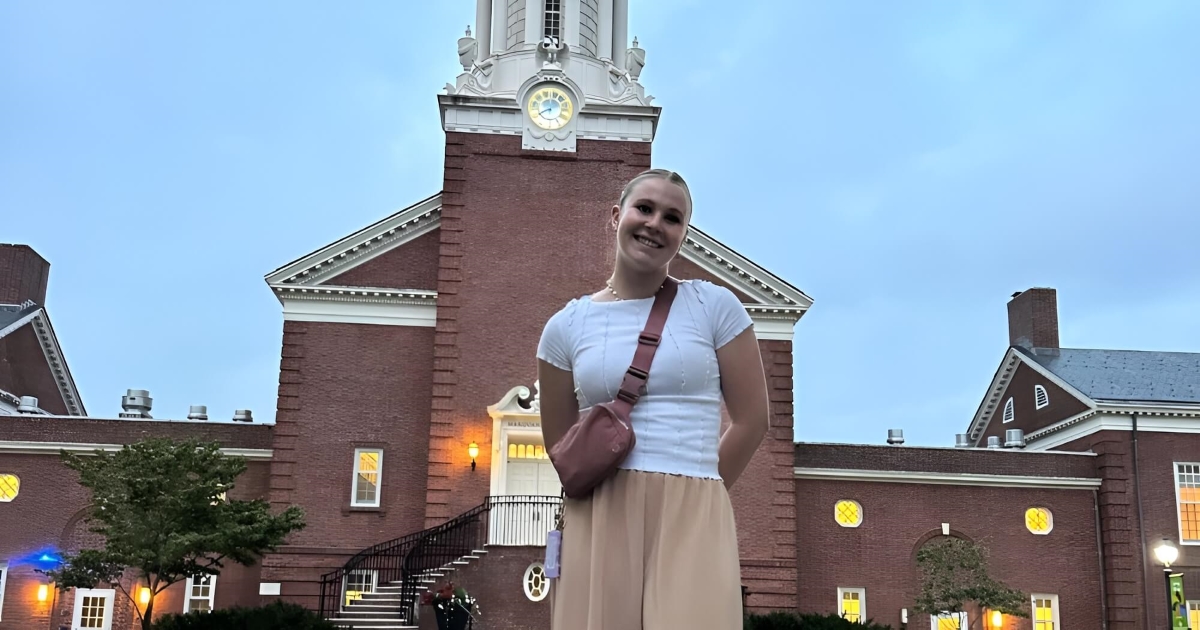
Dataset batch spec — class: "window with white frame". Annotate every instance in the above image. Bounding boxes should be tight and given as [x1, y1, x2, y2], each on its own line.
[352, 449, 383, 507]
[1032, 594, 1059, 630]
[543, 0, 562, 40]
[1188, 600, 1200, 630]
[1176, 463, 1200, 543]
[0, 474, 19, 502]
[344, 570, 377, 607]
[183, 575, 216, 613]
[1002, 398, 1015, 423]
[0, 563, 7, 622]
[837, 588, 864, 622]
[1034, 385, 1049, 409]
[932, 611, 967, 629]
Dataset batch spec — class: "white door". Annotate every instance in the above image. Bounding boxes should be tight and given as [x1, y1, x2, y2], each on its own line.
[491, 455, 563, 546]
[73, 588, 115, 630]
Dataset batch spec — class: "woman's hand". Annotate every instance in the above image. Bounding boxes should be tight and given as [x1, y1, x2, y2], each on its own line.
[716, 327, 770, 489]
[538, 360, 580, 451]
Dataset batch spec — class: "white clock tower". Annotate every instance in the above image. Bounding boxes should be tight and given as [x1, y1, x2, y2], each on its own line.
[442, 0, 659, 152]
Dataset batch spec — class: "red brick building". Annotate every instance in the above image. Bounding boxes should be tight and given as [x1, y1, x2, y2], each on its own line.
[3, 4, 1200, 630]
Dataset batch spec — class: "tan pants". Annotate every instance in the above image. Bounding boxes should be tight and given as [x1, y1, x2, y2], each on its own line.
[550, 469, 743, 629]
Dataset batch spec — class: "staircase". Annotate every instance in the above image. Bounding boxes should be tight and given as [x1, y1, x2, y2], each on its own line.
[319, 495, 561, 629]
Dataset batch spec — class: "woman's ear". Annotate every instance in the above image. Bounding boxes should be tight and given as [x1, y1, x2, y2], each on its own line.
[610, 204, 621, 230]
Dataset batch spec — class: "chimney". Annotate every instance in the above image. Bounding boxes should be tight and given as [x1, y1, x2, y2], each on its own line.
[119, 389, 153, 419]
[0, 244, 50, 306]
[954, 434, 970, 448]
[17, 396, 40, 413]
[233, 409, 253, 423]
[986, 436, 1002, 449]
[887, 429, 905, 445]
[1005, 429, 1026, 448]
[187, 405, 209, 421]
[1007, 288, 1059, 349]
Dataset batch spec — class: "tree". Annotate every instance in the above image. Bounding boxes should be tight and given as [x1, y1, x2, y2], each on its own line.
[914, 537, 1028, 630]
[41, 438, 306, 630]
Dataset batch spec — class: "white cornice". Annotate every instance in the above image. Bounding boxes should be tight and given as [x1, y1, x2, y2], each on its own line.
[684, 227, 812, 316]
[966, 348, 1097, 446]
[1, 308, 86, 416]
[793, 467, 1101, 490]
[276, 287, 437, 328]
[750, 316, 795, 342]
[0, 441, 273, 460]
[1026, 411, 1200, 451]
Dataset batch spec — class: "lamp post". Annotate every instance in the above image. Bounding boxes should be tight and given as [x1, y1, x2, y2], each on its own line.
[1154, 538, 1179, 629]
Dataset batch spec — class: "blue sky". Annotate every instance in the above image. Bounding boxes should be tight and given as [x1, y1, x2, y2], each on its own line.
[3, 1, 1197, 445]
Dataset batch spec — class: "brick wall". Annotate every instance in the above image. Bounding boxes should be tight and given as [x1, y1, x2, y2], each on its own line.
[0, 415, 273, 448]
[415, 547, 549, 630]
[978, 362, 1090, 445]
[262, 320, 435, 605]
[0, 244, 50, 306]
[795, 478, 1104, 629]
[330, 229, 441, 291]
[0, 323, 69, 415]
[795, 441, 1098, 478]
[1008, 288, 1058, 350]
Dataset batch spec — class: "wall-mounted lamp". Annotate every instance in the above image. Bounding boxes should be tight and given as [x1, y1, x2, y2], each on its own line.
[468, 442, 479, 471]
[139, 587, 151, 605]
[990, 610, 1002, 628]
[37, 584, 49, 602]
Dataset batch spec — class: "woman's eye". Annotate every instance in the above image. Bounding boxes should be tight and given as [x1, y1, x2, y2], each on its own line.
[636, 204, 651, 214]
[665, 215, 681, 224]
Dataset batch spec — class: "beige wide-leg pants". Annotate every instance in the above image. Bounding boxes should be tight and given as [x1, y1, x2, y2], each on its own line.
[550, 469, 743, 630]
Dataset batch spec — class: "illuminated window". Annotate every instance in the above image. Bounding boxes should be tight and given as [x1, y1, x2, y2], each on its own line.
[344, 570, 376, 607]
[1176, 463, 1200, 542]
[1025, 507, 1053, 535]
[352, 449, 383, 508]
[1032, 594, 1059, 630]
[183, 575, 216, 613]
[1188, 601, 1200, 630]
[508, 442, 547, 460]
[932, 612, 967, 629]
[837, 588, 864, 622]
[1034, 385, 1049, 409]
[0, 474, 18, 502]
[1002, 398, 1014, 423]
[524, 563, 549, 602]
[834, 500, 862, 528]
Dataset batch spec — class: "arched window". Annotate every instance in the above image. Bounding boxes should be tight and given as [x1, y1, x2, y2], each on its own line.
[1002, 398, 1015, 423]
[1034, 385, 1049, 410]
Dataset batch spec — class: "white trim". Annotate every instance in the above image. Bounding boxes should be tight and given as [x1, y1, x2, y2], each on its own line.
[351, 448, 383, 508]
[1002, 397, 1015, 424]
[1035, 385, 1050, 410]
[0, 308, 86, 416]
[73, 587, 116, 630]
[279, 290, 437, 327]
[684, 226, 813, 313]
[1175, 462, 1200, 545]
[837, 587, 865, 622]
[1031, 593, 1060, 629]
[0, 563, 7, 622]
[966, 348, 1098, 445]
[1026, 412, 1200, 450]
[794, 467, 1101, 489]
[343, 569, 378, 608]
[183, 574, 217, 613]
[0, 441, 272, 460]
[524, 563, 550, 602]
[750, 316, 795, 341]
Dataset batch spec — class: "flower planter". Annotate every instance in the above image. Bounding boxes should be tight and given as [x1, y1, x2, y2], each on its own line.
[434, 604, 472, 630]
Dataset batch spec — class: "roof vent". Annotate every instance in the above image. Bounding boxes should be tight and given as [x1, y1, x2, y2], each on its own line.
[887, 429, 905, 445]
[17, 396, 40, 413]
[187, 405, 209, 421]
[954, 434, 971, 448]
[119, 389, 153, 419]
[1005, 429, 1026, 449]
[233, 409, 253, 423]
[986, 436, 1002, 449]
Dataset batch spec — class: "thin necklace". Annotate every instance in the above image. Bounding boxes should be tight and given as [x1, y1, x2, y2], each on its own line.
[605, 277, 664, 301]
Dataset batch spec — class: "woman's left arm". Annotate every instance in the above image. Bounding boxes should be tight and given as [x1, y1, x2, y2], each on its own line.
[716, 326, 770, 489]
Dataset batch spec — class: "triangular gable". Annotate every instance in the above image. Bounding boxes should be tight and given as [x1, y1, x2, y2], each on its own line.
[265, 193, 812, 320]
[0, 302, 85, 416]
[965, 347, 1094, 446]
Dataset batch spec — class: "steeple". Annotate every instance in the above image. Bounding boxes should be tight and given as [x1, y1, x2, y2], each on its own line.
[442, 0, 659, 152]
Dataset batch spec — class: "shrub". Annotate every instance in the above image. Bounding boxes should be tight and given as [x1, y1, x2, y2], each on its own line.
[745, 611, 894, 630]
[152, 601, 336, 630]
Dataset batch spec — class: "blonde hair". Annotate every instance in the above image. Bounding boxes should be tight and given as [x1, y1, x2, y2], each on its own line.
[618, 168, 693, 215]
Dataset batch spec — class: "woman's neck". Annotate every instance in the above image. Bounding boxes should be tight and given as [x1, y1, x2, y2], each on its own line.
[607, 265, 669, 301]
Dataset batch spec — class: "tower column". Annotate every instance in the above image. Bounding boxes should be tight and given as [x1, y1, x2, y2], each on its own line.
[491, 0, 507, 53]
[598, 0, 613, 60]
[475, 0, 492, 59]
[525, 0, 542, 45]
[612, 0, 628, 70]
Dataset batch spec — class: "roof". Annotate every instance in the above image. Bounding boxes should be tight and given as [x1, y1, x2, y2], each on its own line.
[0, 301, 86, 416]
[0, 302, 38, 332]
[1018, 347, 1200, 405]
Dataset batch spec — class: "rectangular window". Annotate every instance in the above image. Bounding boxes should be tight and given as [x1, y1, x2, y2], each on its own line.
[1032, 594, 1059, 630]
[932, 612, 967, 630]
[344, 570, 377, 607]
[1188, 601, 1200, 630]
[1176, 463, 1200, 543]
[0, 563, 7, 622]
[543, 0, 562, 39]
[352, 449, 383, 507]
[184, 575, 217, 613]
[837, 588, 864, 622]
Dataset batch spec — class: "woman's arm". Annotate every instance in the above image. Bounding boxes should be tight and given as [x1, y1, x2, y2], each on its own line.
[538, 360, 580, 451]
[716, 327, 770, 489]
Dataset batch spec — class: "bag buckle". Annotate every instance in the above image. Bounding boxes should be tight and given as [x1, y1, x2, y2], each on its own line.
[626, 366, 649, 380]
[638, 332, 661, 347]
[616, 389, 639, 404]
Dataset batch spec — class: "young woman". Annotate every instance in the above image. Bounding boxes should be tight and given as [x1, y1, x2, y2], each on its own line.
[536, 169, 771, 629]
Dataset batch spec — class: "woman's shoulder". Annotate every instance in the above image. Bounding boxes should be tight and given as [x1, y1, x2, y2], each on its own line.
[543, 295, 590, 331]
[677, 278, 742, 306]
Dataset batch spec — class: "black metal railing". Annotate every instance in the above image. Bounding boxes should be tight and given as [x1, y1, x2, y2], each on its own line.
[317, 495, 563, 621]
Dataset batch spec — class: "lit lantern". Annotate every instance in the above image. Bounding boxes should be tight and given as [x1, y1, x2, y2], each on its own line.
[139, 587, 151, 605]
[991, 610, 1002, 628]
[37, 584, 49, 602]
[468, 442, 480, 470]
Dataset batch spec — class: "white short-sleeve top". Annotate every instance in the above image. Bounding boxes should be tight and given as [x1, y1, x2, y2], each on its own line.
[536, 280, 753, 480]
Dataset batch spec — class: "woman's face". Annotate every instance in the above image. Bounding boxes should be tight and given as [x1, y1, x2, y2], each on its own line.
[610, 177, 691, 274]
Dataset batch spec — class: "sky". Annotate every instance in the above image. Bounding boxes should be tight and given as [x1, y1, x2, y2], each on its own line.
[2, 1, 1198, 446]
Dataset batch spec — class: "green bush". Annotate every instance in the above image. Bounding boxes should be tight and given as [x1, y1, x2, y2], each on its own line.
[152, 601, 336, 630]
[745, 611, 893, 630]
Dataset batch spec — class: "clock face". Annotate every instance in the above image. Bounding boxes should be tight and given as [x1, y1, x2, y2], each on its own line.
[527, 86, 574, 130]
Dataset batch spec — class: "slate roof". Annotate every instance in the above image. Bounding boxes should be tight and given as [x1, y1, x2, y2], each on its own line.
[0, 302, 39, 335]
[1018, 347, 1200, 404]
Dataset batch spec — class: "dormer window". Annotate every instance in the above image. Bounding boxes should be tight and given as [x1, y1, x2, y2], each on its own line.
[1034, 385, 1049, 410]
[543, 0, 562, 40]
[1002, 398, 1015, 424]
